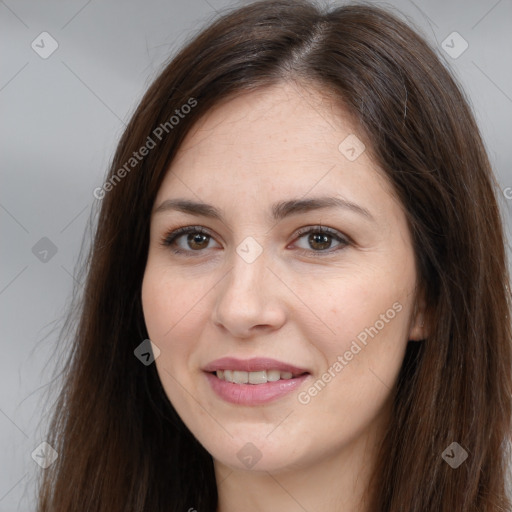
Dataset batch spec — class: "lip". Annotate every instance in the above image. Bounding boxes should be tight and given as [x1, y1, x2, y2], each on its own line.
[204, 372, 310, 405]
[202, 357, 311, 406]
[202, 357, 309, 375]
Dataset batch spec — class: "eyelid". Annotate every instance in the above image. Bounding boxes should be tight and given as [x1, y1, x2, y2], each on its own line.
[293, 224, 351, 243]
[291, 225, 351, 256]
[160, 224, 350, 256]
[160, 225, 218, 248]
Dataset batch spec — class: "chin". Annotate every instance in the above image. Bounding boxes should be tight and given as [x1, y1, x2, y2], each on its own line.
[203, 432, 309, 473]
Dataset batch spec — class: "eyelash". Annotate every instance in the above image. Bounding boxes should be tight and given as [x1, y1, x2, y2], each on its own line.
[160, 225, 350, 258]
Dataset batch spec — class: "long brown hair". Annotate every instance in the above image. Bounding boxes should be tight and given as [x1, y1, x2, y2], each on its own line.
[36, 1, 512, 510]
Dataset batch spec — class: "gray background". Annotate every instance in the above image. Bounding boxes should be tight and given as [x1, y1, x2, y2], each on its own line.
[1, 0, 511, 509]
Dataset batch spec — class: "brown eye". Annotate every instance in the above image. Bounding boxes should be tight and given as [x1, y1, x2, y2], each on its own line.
[186, 232, 210, 250]
[293, 226, 350, 256]
[161, 225, 349, 258]
[162, 226, 220, 254]
[307, 232, 333, 251]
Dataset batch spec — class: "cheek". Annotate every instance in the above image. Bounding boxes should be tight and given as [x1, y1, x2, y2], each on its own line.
[141, 271, 172, 341]
[141, 266, 202, 407]
[141, 263, 204, 341]
[298, 257, 414, 405]
[141, 263, 217, 389]
[307, 270, 410, 349]
[294, 286, 410, 439]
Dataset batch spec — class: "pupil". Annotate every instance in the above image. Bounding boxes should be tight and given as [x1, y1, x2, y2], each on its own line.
[311, 233, 330, 250]
[189, 233, 208, 249]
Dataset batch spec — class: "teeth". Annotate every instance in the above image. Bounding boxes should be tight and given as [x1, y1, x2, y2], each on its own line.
[215, 369, 298, 384]
[249, 371, 267, 384]
[266, 370, 281, 382]
[233, 371, 248, 384]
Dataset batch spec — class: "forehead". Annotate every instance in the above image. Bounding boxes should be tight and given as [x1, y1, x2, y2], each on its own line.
[157, 82, 396, 213]
[174, 82, 356, 164]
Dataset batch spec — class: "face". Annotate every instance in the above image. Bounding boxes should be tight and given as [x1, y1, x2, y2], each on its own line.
[141, 81, 425, 475]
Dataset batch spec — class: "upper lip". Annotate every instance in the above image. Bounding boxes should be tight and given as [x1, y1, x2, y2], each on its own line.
[203, 357, 310, 375]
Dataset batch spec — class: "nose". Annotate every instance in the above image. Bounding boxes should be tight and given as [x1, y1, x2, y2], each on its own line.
[211, 246, 287, 338]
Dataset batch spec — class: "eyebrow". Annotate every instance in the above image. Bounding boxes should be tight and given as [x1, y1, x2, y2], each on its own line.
[153, 196, 375, 223]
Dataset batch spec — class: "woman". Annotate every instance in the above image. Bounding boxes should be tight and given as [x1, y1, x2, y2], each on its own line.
[36, 0, 512, 510]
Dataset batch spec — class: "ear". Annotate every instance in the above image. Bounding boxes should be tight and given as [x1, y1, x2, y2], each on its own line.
[408, 288, 428, 342]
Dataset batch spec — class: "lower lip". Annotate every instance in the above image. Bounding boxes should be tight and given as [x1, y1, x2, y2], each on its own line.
[204, 372, 310, 405]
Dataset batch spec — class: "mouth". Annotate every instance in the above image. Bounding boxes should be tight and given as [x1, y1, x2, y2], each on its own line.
[202, 357, 311, 405]
[204, 371, 310, 405]
[202, 356, 310, 376]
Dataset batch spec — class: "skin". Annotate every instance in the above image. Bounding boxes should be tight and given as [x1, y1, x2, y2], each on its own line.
[141, 81, 427, 512]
